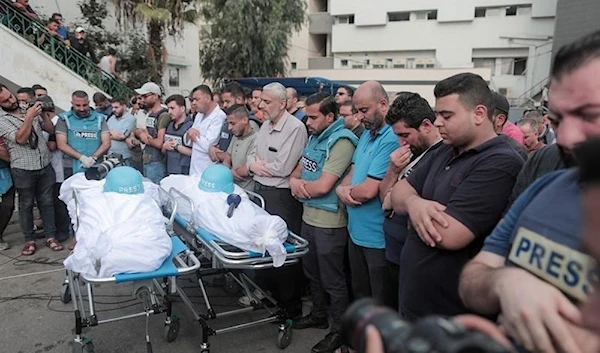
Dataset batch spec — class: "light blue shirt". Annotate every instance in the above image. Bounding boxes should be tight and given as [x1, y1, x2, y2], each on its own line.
[347, 123, 399, 249]
[107, 112, 136, 159]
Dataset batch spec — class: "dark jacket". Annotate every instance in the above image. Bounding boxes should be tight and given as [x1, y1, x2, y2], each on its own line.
[70, 37, 97, 63]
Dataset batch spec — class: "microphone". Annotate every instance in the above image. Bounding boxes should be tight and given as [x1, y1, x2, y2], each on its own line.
[226, 194, 242, 218]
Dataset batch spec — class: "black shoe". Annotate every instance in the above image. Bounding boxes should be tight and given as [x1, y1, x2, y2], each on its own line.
[312, 332, 343, 353]
[292, 314, 328, 330]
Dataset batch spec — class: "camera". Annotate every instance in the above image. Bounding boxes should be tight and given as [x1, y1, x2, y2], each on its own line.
[85, 153, 124, 181]
[341, 299, 509, 353]
[28, 95, 55, 112]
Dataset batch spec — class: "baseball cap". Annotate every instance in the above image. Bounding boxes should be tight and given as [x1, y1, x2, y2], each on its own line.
[492, 91, 510, 115]
[75, 27, 86, 33]
[135, 82, 162, 96]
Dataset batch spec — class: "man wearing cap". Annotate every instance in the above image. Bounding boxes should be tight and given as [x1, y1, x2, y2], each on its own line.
[490, 92, 524, 145]
[133, 82, 170, 184]
[70, 27, 97, 63]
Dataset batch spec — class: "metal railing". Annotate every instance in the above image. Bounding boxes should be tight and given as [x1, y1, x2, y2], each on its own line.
[510, 76, 549, 107]
[0, 0, 134, 99]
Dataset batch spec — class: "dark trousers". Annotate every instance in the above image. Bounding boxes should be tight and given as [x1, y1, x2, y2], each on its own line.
[387, 261, 400, 311]
[0, 186, 16, 237]
[53, 183, 71, 239]
[302, 222, 349, 332]
[254, 183, 305, 316]
[11, 165, 56, 242]
[348, 240, 395, 308]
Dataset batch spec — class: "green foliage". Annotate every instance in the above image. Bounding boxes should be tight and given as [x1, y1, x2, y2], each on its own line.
[199, 0, 306, 84]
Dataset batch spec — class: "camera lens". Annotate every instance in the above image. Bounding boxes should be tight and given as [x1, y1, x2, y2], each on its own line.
[341, 298, 410, 353]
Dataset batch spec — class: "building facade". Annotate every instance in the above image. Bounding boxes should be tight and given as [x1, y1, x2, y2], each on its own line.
[289, 0, 556, 105]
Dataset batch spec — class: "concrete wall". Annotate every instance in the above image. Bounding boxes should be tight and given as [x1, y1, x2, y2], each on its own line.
[552, 0, 600, 59]
[0, 26, 104, 111]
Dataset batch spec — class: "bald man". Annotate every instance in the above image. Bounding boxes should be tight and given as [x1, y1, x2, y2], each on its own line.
[335, 81, 399, 307]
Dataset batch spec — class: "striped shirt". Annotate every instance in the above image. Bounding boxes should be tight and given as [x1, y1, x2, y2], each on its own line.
[0, 109, 51, 170]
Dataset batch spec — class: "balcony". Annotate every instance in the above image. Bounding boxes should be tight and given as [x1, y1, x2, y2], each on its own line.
[308, 57, 334, 70]
[309, 12, 333, 34]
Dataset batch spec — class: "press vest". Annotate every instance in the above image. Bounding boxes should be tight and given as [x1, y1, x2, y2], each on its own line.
[59, 110, 104, 173]
[505, 169, 596, 303]
[165, 117, 194, 175]
[144, 108, 168, 164]
[300, 118, 358, 212]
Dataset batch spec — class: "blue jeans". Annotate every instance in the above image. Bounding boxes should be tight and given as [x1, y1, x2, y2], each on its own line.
[11, 165, 56, 242]
[143, 161, 166, 184]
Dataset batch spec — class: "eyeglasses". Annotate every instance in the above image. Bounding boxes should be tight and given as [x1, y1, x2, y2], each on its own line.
[28, 130, 38, 150]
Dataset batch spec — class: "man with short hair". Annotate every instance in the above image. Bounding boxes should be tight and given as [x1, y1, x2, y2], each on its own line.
[336, 81, 399, 306]
[213, 104, 257, 190]
[335, 86, 354, 105]
[134, 82, 170, 183]
[16, 87, 34, 112]
[51, 13, 68, 40]
[490, 91, 524, 145]
[107, 98, 136, 164]
[31, 85, 47, 98]
[56, 91, 110, 177]
[249, 87, 264, 120]
[459, 30, 600, 353]
[380, 92, 443, 309]
[162, 94, 193, 175]
[289, 93, 357, 353]
[186, 85, 226, 175]
[0, 84, 59, 255]
[517, 118, 545, 153]
[93, 92, 113, 117]
[339, 101, 364, 138]
[286, 87, 306, 120]
[391, 73, 523, 320]
[12, 0, 38, 19]
[525, 109, 556, 145]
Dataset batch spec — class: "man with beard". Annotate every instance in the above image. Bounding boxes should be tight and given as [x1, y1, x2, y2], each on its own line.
[458, 30, 600, 353]
[379, 92, 443, 309]
[335, 81, 399, 306]
[0, 84, 59, 255]
[391, 73, 523, 320]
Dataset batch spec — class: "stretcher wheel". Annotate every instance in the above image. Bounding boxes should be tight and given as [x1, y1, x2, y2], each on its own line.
[163, 317, 180, 342]
[223, 275, 241, 295]
[276, 325, 293, 349]
[61, 283, 71, 304]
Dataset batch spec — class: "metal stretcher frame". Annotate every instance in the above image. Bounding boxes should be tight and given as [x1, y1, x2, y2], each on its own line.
[62, 189, 201, 353]
[163, 187, 310, 352]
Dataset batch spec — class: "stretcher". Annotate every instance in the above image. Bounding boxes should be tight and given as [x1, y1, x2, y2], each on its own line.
[166, 187, 309, 352]
[61, 189, 201, 353]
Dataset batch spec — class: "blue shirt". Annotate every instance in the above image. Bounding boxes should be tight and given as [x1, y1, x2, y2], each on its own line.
[107, 112, 136, 159]
[293, 109, 306, 120]
[57, 26, 68, 40]
[347, 124, 399, 249]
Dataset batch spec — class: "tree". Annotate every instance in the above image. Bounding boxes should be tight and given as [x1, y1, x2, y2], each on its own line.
[113, 0, 200, 83]
[198, 0, 306, 84]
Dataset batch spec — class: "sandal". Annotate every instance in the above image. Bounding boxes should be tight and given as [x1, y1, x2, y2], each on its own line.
[22, 241, 36, 256]
[45, 238, 63, 251]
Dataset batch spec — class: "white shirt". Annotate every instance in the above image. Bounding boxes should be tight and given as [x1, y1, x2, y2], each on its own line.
[186, 106, 226, 176]
[42, 116, 65, 182]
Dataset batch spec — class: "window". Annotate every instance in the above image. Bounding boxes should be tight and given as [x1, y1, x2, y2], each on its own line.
[393, 64, 406, 68]
[388, 12, 410, 22]
[365, 59, 370, 65]
[427, 10, 438, 20]
[168, 68, 179, 87]
[426, 63, 435, 68]
[506, 6, 517, 16]
[474, 8, 486, 17]
[352, 64, 364, 69]
[291, 62, 297, 70]
[349, 15, 355, 24]
[406, 58, 415, 69]
[386, 58, 393, 68]
[338, 16, 348, 24]
[473, 58, 495, 69]
[513, 57, 527, 75]
[416, 12, 427, 20]
[373, 64, 384, 69]
[341, 59, 348, 67]
[486, 8, 502, 16]
[517, 5, 532, 15]
[416, 64, 425, 69]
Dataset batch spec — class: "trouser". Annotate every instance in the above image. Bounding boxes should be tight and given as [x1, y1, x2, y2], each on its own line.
[254, 183, 305, 316]
[11, 165, 56, 242]
[348, 240, 395, 308]
[387, 261, 400, 311]
[53, 182, 71, 240]
[301, 222, 349, 332]
[143, 161, 166, 184]
[0, 186, 16, 237]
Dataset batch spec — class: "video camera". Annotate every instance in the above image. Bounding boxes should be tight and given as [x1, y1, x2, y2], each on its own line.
[84, 153, 124, 181]
[341, 299, 509, 353]
[28, 95, 55, 112]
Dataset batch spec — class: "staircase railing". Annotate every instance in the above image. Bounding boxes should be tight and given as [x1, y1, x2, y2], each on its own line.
[509, 76, 549, 107]
[0, 0, 134, 99]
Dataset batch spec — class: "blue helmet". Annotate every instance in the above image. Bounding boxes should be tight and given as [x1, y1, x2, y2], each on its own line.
[103, 166, 144, 195]
[198, 164, 234, 194]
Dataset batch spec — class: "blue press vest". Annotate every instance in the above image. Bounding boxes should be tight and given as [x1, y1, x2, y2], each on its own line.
[165, 117, 194, 175]
[59, 110, 104, 173]
[0, 160, 12, 195]
[144, 108, 168, 163]
[299, 118, 358, 212]
[505, 169, 596, 303]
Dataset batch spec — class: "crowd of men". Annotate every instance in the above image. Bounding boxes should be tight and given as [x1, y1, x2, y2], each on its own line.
[1, 29, 600, 353]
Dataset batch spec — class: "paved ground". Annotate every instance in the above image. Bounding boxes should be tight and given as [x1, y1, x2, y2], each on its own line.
[0, 216, 325, 353]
